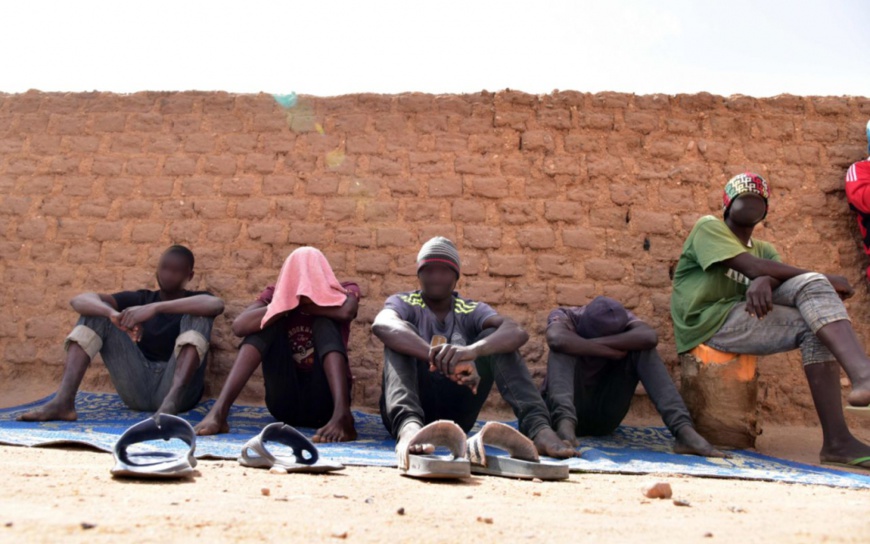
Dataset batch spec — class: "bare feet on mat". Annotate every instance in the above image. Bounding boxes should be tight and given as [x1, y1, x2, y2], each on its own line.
[555, 419, 580, 448]
[313, 411, 357, 443]
[17, 398, 77, 422]
[673, 426, 728, 458]
[534, 427, 578, 459]
[194, 413, 229, 436]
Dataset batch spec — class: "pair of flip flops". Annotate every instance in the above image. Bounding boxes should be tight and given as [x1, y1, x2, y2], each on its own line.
[397, 420, 569, 481]
[112, 417, 343, 479]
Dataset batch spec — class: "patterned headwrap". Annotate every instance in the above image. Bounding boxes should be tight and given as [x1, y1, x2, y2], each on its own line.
[417, 236, 461, 277]
[723, 172, 770, 218]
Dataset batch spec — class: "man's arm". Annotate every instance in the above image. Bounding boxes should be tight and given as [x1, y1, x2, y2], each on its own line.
[119, 294, 225, 330]
[231, 301, 269, 337]
[371, 308, 430, 361]
[69, 292, 119, 317]
[298, 293, 359, 322]
[723, 253, 853, 299]
[545, 319, 632, 359]
[431, 315, 529, 376]
[589, 321, 658, 351]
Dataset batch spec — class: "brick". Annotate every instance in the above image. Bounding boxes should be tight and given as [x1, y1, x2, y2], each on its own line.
[0, 196, 32, 215]
[368, 157, 404, 176]
[141, 177, 175, 196]
[488, 254, 527, 276]
[192, 199, 227, 219]
[229, 249, 264, 269]
[802, 120, 838, 142]
[221, 177, 255, 196]
[647, 139, 686, 160]
[555, 283, 595, 306]
[587, 157, 623, 179]
[590, 207, 627, 228]
[236, 199, 271, 219]
[580, 113, 614, 130]
[365, 202, 398, 222]
[204, 155, 237, 175]
[623, 112, 659, 134]
[103, 243, 139, 266]
[538, 108, 572, 129]
[130, 223, 163, 243]
[782, 145, 820, 166]
[39, 196, 69, 216]
[433, 133, 468, 152]
[499, 201, 536, 225]
[386, 178, 420, 196]
[128, 113, 164, 132]
[336, 227, 372, 247]
[262, 175, 295, 195]
[356, 251, 391, 274]
[630, 210, 674, 234]
[429, 177, 463, 197]
[346, 134, 380, 154]
[67, 242, 101, 264]
[288, 223, 327, 245]
[184, 134, 216, 153]
[525, 178, 557, 199]
[275, 199, 309, 218]
[634, 264, 670, 287]
[404, 201, 442, 222]
[206, 221, 242, 243]
[163, 156, 197, 176]
[17, 218, 48, 240]
[168, 220, 201, 243]
[323, 199, 358, 222]
[92, 221, 124, 241]
[463, 280, 506, 304]
[452, 200, 486, 223]
[544, 201, 584, 223]
[516, 228, 556, 249]
[520, 130, 555, 152]
[562, 228, 599, 250]
[470, 177, 509, 199]
[564, 133, 601, 153]
[246, 223, 286, 243]
[307, 177, 339, 195]
[455, 156, 493, 176]
[543, 157, 580, 176]
[463, 226, 501, 249]
[812, 97, 849, 116]
[585, 259, 626, 280]
[377, 228, 414, 247]
[536, 254, 574, 277]
[79, 200, 112, 217]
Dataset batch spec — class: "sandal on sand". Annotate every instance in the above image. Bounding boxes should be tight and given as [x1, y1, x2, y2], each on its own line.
[239, 422, 344, 473]
[397, 420, 470, 479]
[111, 414, 197, 479]
[822, 456, 870, 471]
[467, 422, 569, 481]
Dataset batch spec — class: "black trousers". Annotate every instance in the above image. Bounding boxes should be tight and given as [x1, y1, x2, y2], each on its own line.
[379, 328, 552, 440]
[243, 316, 347, 428]
[543, 349, 693, 436]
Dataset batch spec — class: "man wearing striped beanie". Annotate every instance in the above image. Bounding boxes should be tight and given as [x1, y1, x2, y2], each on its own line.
[671, 173, 870, 470]
[373, 237, 576, 478]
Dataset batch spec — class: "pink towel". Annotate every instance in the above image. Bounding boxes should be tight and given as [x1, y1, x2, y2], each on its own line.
[261, 247, 349, 328]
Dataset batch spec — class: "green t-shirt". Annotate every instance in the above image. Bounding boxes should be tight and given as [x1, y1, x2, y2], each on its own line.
[670, 215, 781, 353]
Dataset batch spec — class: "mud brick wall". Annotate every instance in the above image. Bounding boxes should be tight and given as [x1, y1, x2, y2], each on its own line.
[1, 90, 869, 425]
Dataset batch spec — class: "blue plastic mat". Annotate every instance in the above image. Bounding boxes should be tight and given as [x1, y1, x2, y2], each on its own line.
[2, 392, 870, 489]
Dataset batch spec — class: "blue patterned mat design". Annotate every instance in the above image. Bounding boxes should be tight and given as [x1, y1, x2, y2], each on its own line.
[2, 392, 869, 489]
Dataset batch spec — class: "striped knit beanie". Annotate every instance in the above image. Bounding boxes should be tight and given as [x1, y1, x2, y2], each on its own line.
[416, 237, 461, 277]
[723, 172, 770, 219]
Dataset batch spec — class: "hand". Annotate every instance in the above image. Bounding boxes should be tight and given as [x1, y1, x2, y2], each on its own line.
[745, 276, 775, 319]
[109, 311, 141, 342]
[429, 343, 479, 377]
[825, 274, 855, 300]
[120, 305, 158, 329]
[452, 362, 481, 394]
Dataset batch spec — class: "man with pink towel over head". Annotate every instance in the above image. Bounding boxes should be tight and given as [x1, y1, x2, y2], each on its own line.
[195, 247, 361, 442]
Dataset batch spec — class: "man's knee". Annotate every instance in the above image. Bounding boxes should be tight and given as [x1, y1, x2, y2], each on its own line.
[64, 316, 113, 359]
[180, 315, 214, 337]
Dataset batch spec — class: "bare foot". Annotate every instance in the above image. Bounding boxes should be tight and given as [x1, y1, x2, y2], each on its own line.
[534, 427, 578, 459]
[847, 386, 870, 407]
[17, 398, 77, 422]
[313, 411, 357, 443]
[395, 421, 435, 456]
[673, 426, 728, 458]
[194, 413, 229, 436]
[555, 419, 580, 448]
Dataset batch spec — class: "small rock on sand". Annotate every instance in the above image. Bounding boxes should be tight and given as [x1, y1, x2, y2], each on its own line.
[397, 507, 405, 515]
[331, 529, 348, 539]
[80, 522, 96, 530]
[642, 482, 673, 499]
[673, 499, 691, 507]
[476, 516, 493, 524]
[261, 488, 271, 497]
[269, 467, 287, 475]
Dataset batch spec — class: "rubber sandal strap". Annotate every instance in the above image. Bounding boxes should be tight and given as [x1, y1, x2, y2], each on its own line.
[243, 423, 319, 467]
[398, 420, 467, 471]
[467, 421, 539, 467]
[113, 414, 197, 472]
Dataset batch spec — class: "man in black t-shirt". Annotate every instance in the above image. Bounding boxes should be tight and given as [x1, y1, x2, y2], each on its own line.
[372, 237, 576, 460]
[19, 245, 224, 421]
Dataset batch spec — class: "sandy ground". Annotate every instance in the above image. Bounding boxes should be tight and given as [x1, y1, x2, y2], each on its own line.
[3, 387, 870, 543]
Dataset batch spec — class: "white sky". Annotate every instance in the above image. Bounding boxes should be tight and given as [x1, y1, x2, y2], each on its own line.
[1, 0, 868, 97]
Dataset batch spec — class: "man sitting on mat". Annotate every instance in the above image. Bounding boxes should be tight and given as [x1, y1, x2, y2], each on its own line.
[373, 236, 576, 461]
[195, 247, 360, 443]
[671, 172, 870, 470]
[20, 245, 224, 421]
[544, 296, 723, 457]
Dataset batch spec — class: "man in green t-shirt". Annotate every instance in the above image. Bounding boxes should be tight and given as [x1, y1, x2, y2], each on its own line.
[671, 173, 870, 470]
